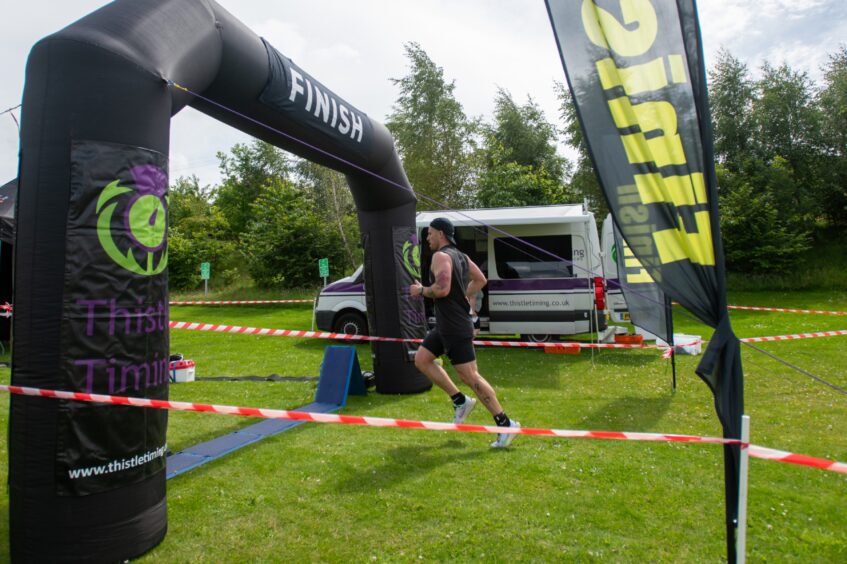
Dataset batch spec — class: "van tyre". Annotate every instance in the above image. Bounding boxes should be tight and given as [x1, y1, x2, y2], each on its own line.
[521, 334, 553, 343]
[333, 312, 368, 337]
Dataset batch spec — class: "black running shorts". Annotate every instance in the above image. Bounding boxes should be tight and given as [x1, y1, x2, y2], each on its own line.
[421, 329, 476, 365]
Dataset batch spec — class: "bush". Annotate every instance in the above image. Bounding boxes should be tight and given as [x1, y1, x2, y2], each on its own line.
[168, 209, 239, 291]
[718, 163, 811, 274]
[241, 180, 349, 288]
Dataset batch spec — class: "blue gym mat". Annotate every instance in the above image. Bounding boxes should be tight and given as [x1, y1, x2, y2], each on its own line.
[166, 346, 366, 479]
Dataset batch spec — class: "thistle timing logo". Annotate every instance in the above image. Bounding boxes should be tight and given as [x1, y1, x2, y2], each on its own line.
[95, 164, 168, 276]
[402, 233, 421, 279]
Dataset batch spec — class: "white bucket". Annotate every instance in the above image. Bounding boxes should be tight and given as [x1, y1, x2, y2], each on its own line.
[656, 333, 702, 355]
[170, 359, 196, 382]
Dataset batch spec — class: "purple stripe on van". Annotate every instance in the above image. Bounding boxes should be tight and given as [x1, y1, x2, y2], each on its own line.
[323, 281, 364, 293]
[488, 278, 590, 292]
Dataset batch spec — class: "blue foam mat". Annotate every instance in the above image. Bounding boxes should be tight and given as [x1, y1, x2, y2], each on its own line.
[246, 402, 338, 437]
[184, 431, 263, 458]
[165, 452, 205, 476]
[166, 347, 365, 479]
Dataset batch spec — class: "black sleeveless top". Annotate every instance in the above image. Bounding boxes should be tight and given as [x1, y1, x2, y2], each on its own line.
[430, 245, 474, 336]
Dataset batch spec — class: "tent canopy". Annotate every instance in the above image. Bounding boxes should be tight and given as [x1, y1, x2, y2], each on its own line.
[0, 178, 15, 244]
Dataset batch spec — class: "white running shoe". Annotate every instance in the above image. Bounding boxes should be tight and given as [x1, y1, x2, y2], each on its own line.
[490, 420, 520, 448]
[453, 395, 477, 424]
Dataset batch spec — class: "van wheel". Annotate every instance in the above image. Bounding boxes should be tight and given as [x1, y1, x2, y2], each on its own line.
[521, 334, 552, 343]
[333, 312, 368, 337]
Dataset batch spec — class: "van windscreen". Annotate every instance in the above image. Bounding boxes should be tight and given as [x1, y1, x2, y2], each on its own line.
[493, 235, 573, 279]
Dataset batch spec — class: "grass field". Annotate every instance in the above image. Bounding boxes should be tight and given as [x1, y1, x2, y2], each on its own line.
[0, 289, 845, 561]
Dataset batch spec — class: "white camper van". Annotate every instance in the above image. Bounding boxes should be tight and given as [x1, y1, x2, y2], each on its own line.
[315, 204, 608, 341]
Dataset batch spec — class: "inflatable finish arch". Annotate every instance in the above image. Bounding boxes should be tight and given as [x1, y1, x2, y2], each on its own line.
[10, 0, 429, 560]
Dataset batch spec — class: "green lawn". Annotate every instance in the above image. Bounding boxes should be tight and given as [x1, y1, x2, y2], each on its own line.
[1, 290, 845, 561]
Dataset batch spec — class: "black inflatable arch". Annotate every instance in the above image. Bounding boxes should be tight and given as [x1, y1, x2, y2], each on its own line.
[11, 0, 429, 560]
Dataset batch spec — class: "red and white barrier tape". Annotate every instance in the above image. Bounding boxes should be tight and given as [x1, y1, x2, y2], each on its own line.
[655, 330, 847, 357]
[739, 329, 847, 343]
[170, 320, 847, 350]
[5, 301, 847, 314]
[729, 304, 847, 316]
[1, 384, 844, 475]
[169, 299, 314, 305]
[168, 303, 847, 315]
[746, 445, 847, 473]
[471, 338, 650, 350]
[169, 320, 411, 343]
[6, 300, 847, 319]
[176, 301, 841, 314]
[0, 300, 316, 311]
[168, 320, 656, 349]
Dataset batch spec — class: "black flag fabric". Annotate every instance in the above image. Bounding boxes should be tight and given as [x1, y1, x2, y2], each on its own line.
[611, 217, 670, 343]
[546, 0, 744, 560]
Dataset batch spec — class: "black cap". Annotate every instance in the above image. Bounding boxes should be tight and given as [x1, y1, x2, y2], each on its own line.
[429, 217, 457, 245]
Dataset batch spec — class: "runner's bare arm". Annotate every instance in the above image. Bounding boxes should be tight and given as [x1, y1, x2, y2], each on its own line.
[465, 258, 486, 304]
[422, 251, 452, 299]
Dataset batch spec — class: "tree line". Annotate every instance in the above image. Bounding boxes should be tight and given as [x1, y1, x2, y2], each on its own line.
[169, 43, 847, 290]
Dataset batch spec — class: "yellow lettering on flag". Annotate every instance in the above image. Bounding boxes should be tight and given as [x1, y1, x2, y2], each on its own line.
[588, 4, 713, 269]
[597, 55, 686, 96]
[608, 97, 686, 168]
[653, 211, 715, 265]
[625, 270, 654, 284]
[634, 172, 707, 207]
[581, 0, 658, 57]
[622, 243, 654, 284]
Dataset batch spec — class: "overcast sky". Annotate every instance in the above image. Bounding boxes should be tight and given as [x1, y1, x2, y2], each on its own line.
[1, 0, 845, 187]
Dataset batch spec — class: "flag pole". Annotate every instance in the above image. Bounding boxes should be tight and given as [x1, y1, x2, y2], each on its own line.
[666, 296, 676, 391]
[736, 415, 750, 563]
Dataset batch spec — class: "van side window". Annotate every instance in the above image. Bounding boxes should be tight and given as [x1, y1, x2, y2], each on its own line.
[493, 236, 573, 279]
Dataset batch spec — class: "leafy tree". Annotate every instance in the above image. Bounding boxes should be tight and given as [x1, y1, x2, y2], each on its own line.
[704, 55, 830, 272]
[386, 42, 479, 208]
[817, 47, 847, 227]
[554, 81, 606, 217]
[169, 175, 212, 225]
[750, 61, 823, 219]
[215, 140, 292, 238]
[476, 145, 564, 208]
[476, 88, 566, 207]
[295, 160, 362, 271]
[487, 88, 564, 179]
[240, 179, 347, 288]
[717, 163, 811, 273]
[819, 47, 847, 155]
[752, 62, 821, 166]
[708, 48, 755, 172]
[168, 176, 239, 290]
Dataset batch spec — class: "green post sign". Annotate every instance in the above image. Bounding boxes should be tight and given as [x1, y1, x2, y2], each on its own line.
[200, 262, 211, 280]
[318, 258, 329, 278]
